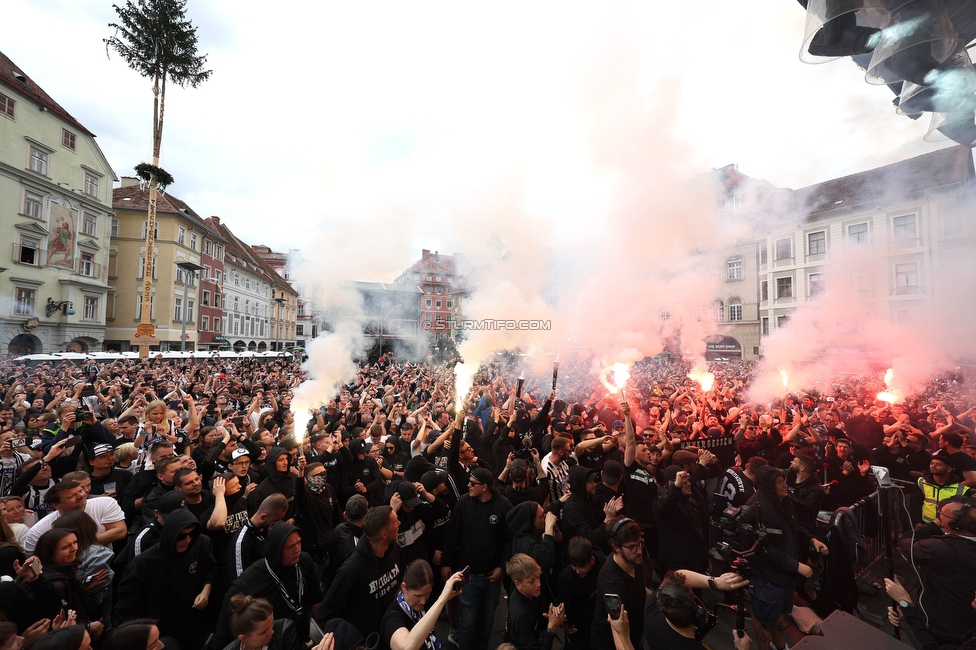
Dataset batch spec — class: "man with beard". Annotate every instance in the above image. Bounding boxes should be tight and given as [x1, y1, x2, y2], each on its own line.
[785, 454, 824, 535]
[215, 522, 322, 648]
[319, 505, 402, 638]
[114, 510, 217, 649]
[590, 519, 647, 650]
[744, 466, 829, 650]
[917, 456, 971, 524]
[173, 467, 214, 524]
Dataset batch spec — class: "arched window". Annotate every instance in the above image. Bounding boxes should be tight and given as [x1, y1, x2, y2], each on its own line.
[729, 297, 742, 322]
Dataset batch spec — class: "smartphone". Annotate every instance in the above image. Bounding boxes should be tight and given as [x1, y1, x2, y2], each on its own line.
[27, 557, 41, 577]
[231, 416, 245, 428]
[102, 481, 116, 495]
[605, 593, 622, 620]
[80, 384, 96, 398]
[9, 438, 26, 448]
[453, 565, 471, 593]
[62, 435, 84, 448]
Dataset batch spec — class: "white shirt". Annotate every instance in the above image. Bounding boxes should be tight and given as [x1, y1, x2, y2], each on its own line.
[25, 496, 125, 553]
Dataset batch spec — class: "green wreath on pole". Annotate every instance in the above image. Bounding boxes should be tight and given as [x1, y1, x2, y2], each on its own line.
[134, 163, 175, 192]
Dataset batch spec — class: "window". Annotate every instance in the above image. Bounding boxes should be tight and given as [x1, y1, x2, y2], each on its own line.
[18, 237, 39, 265]
[435, 286, 443, 294]
[729, 298, 742, 321]
[62, 129, 76, 151]
[809, 272, 825, 296]
[233, 297, 239, 312]
[202, 316, 209, 332]
[777, 315, 790, 327]
[435, 299, 442, 309]
[893, 215, 916, 242]
[174, 297, 183, 322]
[424, 298, 432, 308]
[83, 213, 97, 236]
[23, 191, 43, 219]
[762, 317, 769, 336]
[213, 317, 220, 332]
[136, 295, 156, 320]
[110, 218, 119, 238]
[446, 300, 453, 308]
[661, 310, 671, 322]
[83, 296, 98, 320]
[137, 257, 157, 280]
[848, 223, 868, 244]
[176, 268, 185, 285]
[808, 231, 826, 255]
[761, 281, 768, 302]
[436, 314, 443, 323]
[29, 147, 48, 175]
[725, 194, 739, 213]
[202, 290, 210, 306]
[713, 299, 724, 322]
[83, 173, 98, 198]
[245, 279, 250, 290]
[760, 242, 767, 265]
[775, 238, 791, 260]
[14, 288, 35, 316]
[80, 253, 94, 277]
[777, 277, 793, 299]
[0, 92, 14, 119]
[204, 240, 212, 255]
[190, 233, 197, 251]
[187, 301, 194, 322]
[851, 268, 870, 293]
[233, 317, 240, 335]
[895, 262, 919, 289]
[178, 227, 186, 246]
[296, 324, 304, 336]
[424, 313, 431, 323]
[203, 266, 211, 280]
[215, 270, 221, 284]
[141, 221, 159, 239]
[727, 258, 742, 280]
[214, 245, 222, 259]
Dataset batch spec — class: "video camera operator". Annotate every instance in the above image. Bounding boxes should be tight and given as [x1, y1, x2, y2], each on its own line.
[742, 465, 828, 650]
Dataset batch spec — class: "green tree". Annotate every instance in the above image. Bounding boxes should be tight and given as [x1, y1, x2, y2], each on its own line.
[105, 0, 211, 356]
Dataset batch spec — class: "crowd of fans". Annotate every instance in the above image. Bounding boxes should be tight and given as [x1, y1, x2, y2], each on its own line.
[0, 350, 972, 650]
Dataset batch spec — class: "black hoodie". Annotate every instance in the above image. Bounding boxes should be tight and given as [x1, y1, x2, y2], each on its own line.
[318, 530, 402, 638]
[560, 465, 608, 552]
[114, 510, 217, 648]
[744, 465, 812, 587]
[214, 521, 322, 648]
[507, 501, 557, 573]
[248, 446, 298, 518]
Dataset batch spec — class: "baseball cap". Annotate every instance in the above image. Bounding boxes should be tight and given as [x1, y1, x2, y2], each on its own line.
[470, 467, 495, 489]
[420, 470, 447, 493]
[92, 444, 114, 458]
[231, 448, 251, 461]
[601, 461, 623, 485]
[396, 482, 423, 508]
[345, 494, 369, 520]
[671, 449, 698, 466]
[156, 491, 187, 520]
[611, 420, 624, 430]
[509, 461, 528, 483]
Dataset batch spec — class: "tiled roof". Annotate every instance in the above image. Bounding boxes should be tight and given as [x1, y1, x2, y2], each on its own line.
[113, 185, 227, 243]
[0, 50, 94, 136]
[793, 146, 974, 218]
[205, 217, 296, 295]
[408, 253, 460, 276]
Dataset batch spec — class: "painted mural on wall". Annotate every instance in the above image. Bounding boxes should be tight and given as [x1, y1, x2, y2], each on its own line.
[47, 201, 77, 269]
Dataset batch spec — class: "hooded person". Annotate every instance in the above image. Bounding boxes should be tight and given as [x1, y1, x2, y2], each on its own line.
[114, 509, 218, 650]
[215, 521, 323, 649]
[743, 465, 828, 650]
[339, 438, 385, 507]
[560, 465, 613, 552]
[507, 500, 558, 603]
[653, 464, 710, 575]
[248, 446, 299, 519]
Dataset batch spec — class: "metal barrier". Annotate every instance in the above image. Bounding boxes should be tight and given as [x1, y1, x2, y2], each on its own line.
[842, 484, 913, 578]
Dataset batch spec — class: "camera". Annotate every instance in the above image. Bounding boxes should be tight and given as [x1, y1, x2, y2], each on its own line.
[513, 435, 535, 462]
[75, 408, 91, 421]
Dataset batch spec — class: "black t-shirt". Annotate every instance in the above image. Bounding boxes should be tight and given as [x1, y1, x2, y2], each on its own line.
[379, 596, 440, 650]
[644, 595, 703, 650]
[623, 461, 658, 528]
[591, 554, 645, 650]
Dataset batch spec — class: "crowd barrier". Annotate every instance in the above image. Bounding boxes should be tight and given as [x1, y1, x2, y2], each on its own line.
[835, 482, 913, 579]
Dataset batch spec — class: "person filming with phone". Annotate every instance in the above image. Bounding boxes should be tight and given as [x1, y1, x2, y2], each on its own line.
[381, 559, 465, 650]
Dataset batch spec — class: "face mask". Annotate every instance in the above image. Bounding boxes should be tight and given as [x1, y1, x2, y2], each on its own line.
[306, 473, 328, 495]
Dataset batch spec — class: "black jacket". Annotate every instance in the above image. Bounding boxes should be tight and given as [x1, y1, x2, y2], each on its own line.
[507, 501, 557, 573]
[115, 510, 218, 648]
[744, 466, 812, 587]
[505, 588, 555, 650]
[561, 465, 608, 552]
[442, 489, 513, 575]
[318, 532, 402, 638]
[326, 519, 363, 585]
[215, 522, 322, 648]
[248, 447, 299, 519]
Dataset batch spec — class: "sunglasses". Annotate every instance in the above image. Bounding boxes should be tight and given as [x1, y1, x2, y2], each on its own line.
[176, 530, 196, 542]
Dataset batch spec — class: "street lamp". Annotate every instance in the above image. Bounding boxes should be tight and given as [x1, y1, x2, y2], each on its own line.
[176, 261, 203, 352]
[274, 297, 286, 351]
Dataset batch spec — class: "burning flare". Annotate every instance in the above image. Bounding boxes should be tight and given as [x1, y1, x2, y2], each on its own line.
[780, 370, 789, 388]
[884, 367, 894, 385]
[687, 368, 715, 392]
[454, 362, 475, 412]
[877, 367, 898, 404]
[876, 391, 896, 404]
[601, 362, 631, 397]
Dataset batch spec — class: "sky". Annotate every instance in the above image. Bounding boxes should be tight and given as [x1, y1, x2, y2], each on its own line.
[1, 0, 954, 276]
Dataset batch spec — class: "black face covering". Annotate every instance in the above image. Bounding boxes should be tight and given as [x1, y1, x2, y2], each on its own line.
[306, 473, 328, 495]
[225, 488, 244, 504]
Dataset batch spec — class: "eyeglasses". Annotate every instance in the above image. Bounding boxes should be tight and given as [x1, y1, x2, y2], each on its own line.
[231, 460, 251, 466]
[468, 480, 484, 487]
[385, 446, 396, 452]
[175, 530, 196, 542]
[621, 539, 644, 553]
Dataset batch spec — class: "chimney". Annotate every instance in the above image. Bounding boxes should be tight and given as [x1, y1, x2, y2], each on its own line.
[120, 176, 140, 187]
[421, 249, 430, 259]
[210, 216, 221, 225]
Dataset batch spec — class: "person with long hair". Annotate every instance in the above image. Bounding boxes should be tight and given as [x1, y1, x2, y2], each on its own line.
[33, 529, 103, 639]
[0, 516, 25, 579]
[380, 559, 464, 650]
[100, 619, 165, 650]
[223, 594, 335, 650]
[0, 621, 24, 650]
[52, 511, 113, 622]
